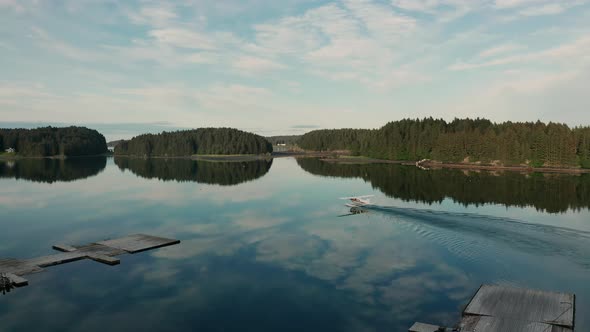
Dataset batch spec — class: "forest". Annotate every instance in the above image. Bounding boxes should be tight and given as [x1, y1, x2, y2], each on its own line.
[296, 158, 590, 213]
[114, 128, 273, 157]
[266, 135, 301, 145]
[297, 118, 590, 168]
[0, 127, 108, 157]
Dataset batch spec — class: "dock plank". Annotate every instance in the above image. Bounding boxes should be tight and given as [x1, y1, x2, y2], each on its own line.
[87, 254, 120, 266]
[461, 316, 572, 332]
[410, 284, 576, 332]
[96, 234, 181, 253]
[4, 273, 28, 287]
[408, 322, 440, 332]
[0, 234, 180, 290]
[52, 244, 78, 252]
[463, 284, 575, 329]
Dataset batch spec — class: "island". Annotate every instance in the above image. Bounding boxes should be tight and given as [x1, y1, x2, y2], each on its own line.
[0, 127, 108, 158]
[296, 118, 590, 170]
[114, 128, 272, 157]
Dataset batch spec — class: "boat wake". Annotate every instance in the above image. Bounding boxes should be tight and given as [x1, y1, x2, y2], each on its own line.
[363, 205, 590, 269]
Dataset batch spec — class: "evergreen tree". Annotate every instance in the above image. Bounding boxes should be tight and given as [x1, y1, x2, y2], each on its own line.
[297, 118, 590, 168]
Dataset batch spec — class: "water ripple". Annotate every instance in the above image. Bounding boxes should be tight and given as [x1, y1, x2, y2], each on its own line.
[366, 205, 590, 269]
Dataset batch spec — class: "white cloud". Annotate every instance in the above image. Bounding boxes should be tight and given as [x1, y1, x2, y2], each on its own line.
[392, 0, 488, 20]
[232, 56, 286, 73]
[450, 35, 590, 70]
[520, 3, 565, 15]
[148, 28, 218, 50]
[128, 4, 178, 27]
[344, 0, 416, 40]
[0, 0, 24, 12]
[494, 0, 546, 9]
[194, 84, 273, 112]
[478, 43, 525, 58]
[391, 0, 442, 12]
[2, 0, 590, 129]
[30, 26, 106, 62]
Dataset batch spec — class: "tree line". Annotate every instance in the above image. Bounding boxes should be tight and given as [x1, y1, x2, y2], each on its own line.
[0, 127, 107, 157]
[266, 135, 302, 145]
[297, 158, 590, 213]
[297, 118, 590, 168]
[115, 128, 273, 157]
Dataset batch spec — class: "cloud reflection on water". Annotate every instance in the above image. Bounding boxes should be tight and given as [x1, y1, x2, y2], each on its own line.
[1, 158, 589, 331]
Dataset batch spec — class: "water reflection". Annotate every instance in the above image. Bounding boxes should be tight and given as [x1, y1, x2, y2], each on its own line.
[297, 158, 590, 213]
[114, 157, 273, 186]
[0, 158, 589, 331]
[0, 157, 106, 183]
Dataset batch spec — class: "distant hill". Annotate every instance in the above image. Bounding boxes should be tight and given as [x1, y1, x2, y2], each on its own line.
[266, 135, 301, 145]
[0, 126, 107, 157]
[107, 140, 126, 148]
[114, 128, 273, 157]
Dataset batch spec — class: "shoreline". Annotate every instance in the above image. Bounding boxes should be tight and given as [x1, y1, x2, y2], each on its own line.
[419, 161, 590, 174]
[315, 155, 590, 174]
[112, 154, 273, 162]
[5, 152, 590, 174]
[0, 153, 112, 160]
[112, 151, 339, 161]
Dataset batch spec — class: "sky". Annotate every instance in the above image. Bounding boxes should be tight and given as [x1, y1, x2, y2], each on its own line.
[1, 0, 590, 140]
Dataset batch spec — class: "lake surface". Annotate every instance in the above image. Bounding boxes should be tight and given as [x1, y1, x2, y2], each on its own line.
[1, 157, 589, 331]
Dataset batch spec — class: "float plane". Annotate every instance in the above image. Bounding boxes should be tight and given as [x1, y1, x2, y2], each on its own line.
[339, 195, 374, 207]
[338, 195, 374, 217]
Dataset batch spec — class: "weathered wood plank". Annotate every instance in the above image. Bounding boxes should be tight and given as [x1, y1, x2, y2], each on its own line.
[29, 252, 88, 267]
[0, 234, 180, 290]
[411, 284, 576, 332]
[52, 244, 78, 252]
[96, 234, 180, 253]
[87, 254, 120, 266]
[4, 273, 28, 287]
[463, 284, 575, 328]
[461, 316, 573, 332]
[408, 322, 440, 332]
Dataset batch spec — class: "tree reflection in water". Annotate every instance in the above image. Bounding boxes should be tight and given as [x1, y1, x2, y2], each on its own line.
[297, 158, 590, 213]
[115, 157, 273, 186]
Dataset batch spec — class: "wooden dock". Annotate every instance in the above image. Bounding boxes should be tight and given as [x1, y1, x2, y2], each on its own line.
[0, 234, 180, 291]
[409, 284, 576, 332]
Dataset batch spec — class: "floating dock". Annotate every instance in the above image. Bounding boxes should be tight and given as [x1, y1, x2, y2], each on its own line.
[0, 234, 180, 290]
[410, 284, 575, 332]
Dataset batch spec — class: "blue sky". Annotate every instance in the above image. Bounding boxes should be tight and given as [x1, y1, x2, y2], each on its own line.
[1, 0, 590, 140]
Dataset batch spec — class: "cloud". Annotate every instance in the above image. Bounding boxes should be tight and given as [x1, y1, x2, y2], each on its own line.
[127, 3, 178, 27]
[392, 0, 488, 21]
[148, 28, 218, 50]
[2, 0, 590, 131]
[29, 26, 105, 62]
[391, 0, 442, 12]
[232, 56, 287, 73]
[478, 43, 525, 58]
[494, 0, 546, 9]
[290, 125, 320, 129]
[450, 35, 590, 70]
[0, 0, 24, 12]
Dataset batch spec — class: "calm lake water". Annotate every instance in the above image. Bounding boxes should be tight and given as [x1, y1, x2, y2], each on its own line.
[1, 157, 589, 331]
